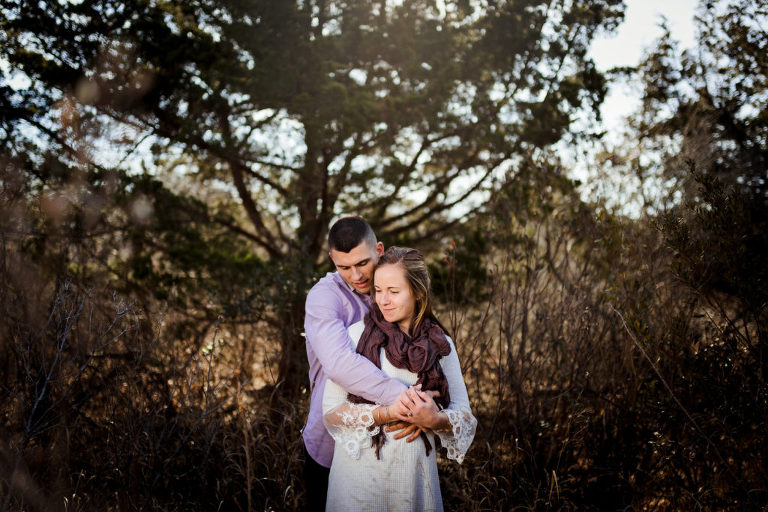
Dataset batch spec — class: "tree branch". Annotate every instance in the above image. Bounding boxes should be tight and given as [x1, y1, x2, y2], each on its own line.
[375, 142, 483, 229]
[382, 159, 500, 238]
[228, 159, 283, 259]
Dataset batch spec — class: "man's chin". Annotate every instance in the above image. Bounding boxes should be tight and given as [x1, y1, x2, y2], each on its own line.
[353, 283, 370, 294]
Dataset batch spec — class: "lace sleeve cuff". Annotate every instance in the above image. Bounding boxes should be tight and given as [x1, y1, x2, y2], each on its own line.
[435, 407, 477, 464]
[323, 402, 380, 460]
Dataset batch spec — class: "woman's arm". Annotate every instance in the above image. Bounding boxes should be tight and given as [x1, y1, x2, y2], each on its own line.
[433, 337, 477, 463]
[398, 337, 477, 463]
[322, 375, 401, 459]
[323, 383, 398, 428]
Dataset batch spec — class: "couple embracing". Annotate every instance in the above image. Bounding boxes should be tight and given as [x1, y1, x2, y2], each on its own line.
[302, 216, 477, 512]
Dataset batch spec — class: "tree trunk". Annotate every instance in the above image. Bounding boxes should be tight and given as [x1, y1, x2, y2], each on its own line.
[275, 297, 309, 404]
[273, 250, 322, 404]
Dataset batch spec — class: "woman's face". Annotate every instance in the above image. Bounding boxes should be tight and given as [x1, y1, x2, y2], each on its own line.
[374, 263, 416, 333]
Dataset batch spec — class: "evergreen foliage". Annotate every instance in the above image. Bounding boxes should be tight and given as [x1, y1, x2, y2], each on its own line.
[1, 0, 624, 395]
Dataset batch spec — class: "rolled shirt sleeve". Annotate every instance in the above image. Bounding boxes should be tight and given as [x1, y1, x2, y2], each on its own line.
[302, 273, 406, 467]
[305, 289, 405, 405]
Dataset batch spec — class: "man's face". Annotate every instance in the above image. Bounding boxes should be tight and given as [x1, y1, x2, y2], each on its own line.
[329, 240, 385, 294]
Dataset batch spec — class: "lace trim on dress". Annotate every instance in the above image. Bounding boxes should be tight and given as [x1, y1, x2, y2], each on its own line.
[435, 407, 477, 464]
[323, 403, 380, 460]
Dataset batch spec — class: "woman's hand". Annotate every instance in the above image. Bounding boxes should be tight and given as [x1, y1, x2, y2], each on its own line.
[383, 385, 449, 440]
[380, 389, 418, 441]
[398, 385, 446, 431]
[389, 389, 413, 421]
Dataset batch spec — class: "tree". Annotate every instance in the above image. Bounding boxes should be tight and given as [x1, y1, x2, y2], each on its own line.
[585, 3, 768, 505]
[632, 0, 766, 197]
[609, 0, 768, 316]
[1, 0, 625, 397]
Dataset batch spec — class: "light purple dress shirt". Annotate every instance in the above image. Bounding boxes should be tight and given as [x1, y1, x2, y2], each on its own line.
[303, 272, 407, 467]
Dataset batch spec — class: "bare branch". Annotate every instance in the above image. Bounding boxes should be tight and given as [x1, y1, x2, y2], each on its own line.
[104, 108, 294, 199]
[383, 159, 500, 238]
[228, 160, 283, 259]
[375, 142, 484, 229]
[210, 212, 279, 254]
[368, 137, 433, 221]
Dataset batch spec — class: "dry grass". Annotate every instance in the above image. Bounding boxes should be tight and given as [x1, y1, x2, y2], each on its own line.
[1, 191, 765, 511]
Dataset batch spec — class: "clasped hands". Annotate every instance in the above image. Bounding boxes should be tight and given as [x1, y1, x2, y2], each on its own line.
[385, 384, 443, 442]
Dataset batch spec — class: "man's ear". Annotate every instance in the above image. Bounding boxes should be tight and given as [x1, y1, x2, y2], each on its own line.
[328, 251, 335, 264]
[376, 242, 384, 257]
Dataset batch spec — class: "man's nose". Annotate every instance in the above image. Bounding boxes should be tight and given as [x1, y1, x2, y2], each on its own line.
[351, 267, 362, 280]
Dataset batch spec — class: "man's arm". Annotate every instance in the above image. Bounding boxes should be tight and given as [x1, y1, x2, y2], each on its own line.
[305, 290, 406, 404]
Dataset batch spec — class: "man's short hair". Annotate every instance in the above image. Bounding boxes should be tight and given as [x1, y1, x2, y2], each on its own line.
[328, 216, 377, 253]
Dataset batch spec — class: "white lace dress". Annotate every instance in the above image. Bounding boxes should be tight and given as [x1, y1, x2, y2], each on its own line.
[322, 321, 477, 512]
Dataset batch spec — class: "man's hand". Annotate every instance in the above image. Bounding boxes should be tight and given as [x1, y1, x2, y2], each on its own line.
[386, 422, 428, 442]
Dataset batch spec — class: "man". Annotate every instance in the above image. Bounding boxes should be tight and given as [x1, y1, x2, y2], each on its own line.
[302, 216, 413, 511]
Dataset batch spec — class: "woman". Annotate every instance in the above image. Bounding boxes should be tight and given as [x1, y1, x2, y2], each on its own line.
[322, 247, 477, 511]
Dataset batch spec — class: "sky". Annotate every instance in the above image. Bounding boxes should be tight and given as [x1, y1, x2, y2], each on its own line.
[588, 0, 699, 133]
[561, 0, 700, 213]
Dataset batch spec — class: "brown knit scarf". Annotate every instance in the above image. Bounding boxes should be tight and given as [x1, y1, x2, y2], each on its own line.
[348, 305, 451, 459]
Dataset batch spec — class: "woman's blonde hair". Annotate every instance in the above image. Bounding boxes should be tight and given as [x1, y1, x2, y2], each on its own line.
[373, 246, 434, 332]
